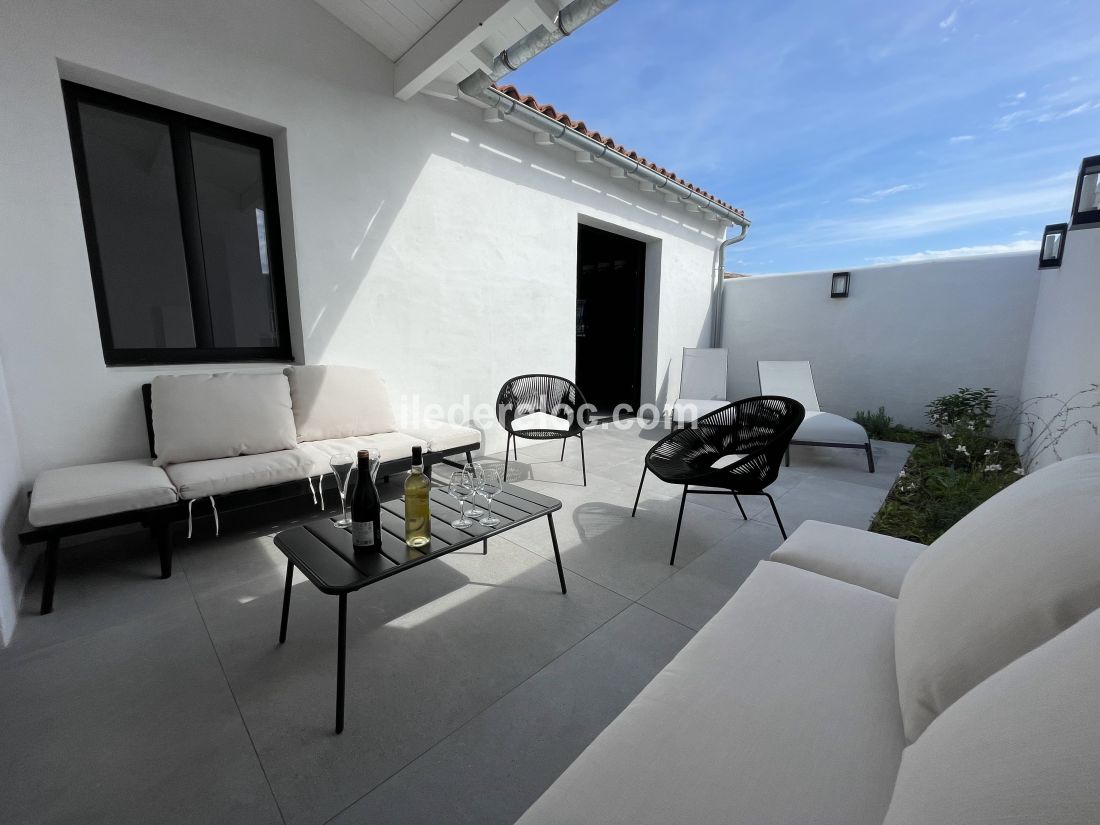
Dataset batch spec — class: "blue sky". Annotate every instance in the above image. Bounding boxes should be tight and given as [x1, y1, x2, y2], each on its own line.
[508, 0, 1100, 272]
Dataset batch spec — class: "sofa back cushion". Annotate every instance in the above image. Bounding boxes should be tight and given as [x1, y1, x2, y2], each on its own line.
[894, 453, 1100, 742]
[883, 608, 1100, 825]
[151, 373, 298, 465]
[285, 365, 397, 442]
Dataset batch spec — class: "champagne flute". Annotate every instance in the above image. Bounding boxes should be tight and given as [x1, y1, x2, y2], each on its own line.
[479, 468, 503, 527]
[447, 471, 473, 528]
[464, 461, 485, 518]
[330, 453, 354, 528]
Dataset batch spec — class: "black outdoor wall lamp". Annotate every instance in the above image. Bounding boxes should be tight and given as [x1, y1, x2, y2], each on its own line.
[831, 271, 850, 298]
[1038, 223, 1068, 269]
[1070, 154, 1100, 229]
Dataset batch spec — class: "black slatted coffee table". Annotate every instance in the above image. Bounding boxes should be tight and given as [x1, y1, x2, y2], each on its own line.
[273, 483, 565, 733]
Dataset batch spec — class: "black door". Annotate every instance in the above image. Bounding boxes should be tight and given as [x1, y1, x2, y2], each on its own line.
[575, 224, 647, 415]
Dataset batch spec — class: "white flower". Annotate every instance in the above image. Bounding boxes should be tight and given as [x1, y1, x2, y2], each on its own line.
[956, 445, 968, 455]
[898, 469, 907, 478]
[944, 432, 953, 440]
[984, 463, 1002, 472]
[967, 422, 975, 431]
[1014, 467, 1025, 476]
[984, 449, 992, 456]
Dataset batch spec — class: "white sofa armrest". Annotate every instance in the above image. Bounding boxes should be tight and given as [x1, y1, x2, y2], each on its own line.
[770, 520, 925, 598]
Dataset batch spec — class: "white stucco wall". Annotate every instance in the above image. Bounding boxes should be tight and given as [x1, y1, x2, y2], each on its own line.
[0, 355, 27, 645]
[0, 0, 724, 489]
[720, 254, 1040, 430]
[1017, 226, 1100, 467]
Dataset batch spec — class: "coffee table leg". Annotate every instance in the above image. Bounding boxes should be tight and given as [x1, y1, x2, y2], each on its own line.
[279, 563, 294, 644]
[336, 593, 348, 734]
[546, 514, 567, 595]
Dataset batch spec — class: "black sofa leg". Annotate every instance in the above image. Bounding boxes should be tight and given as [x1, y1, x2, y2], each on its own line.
[40, 537, 59, 615]
[466, 450, 474, 466]
[865, 442, 876, 473]
[785, 447, 791, 467]
[763, 493, 787, 539]
[669, 487, 688, 566]
[156, 521, 173, 579]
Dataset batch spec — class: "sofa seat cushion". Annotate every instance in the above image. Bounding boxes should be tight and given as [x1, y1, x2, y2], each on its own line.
[517, 562, 905, 825]
[151, 373, 297, 465]
[165, 450, 315, 500]
[29, 460, 178, 527]
[771, 519, 926, 598]
[285, 365, 397, 442]
[884, 608, 1100, 825]
[398, 421, 480, 454]
[895, 453, 1100, 743]
[794, 410, 868, 445]
[300, 433, 428, 474]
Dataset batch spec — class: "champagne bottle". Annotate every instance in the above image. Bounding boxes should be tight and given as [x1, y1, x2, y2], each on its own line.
[405, 446, 431, 548]
[351, 449, 381, 550]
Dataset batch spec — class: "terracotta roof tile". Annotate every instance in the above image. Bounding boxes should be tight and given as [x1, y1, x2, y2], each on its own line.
[494, 84, 744, 217]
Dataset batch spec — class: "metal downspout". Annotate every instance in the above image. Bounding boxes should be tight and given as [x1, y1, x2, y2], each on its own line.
[711, 224, 749, 348]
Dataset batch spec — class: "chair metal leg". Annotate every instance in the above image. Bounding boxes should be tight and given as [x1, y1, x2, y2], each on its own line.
[785, 447, 791, 467]
[865, 442, 876, 473]
[512, 436, 518, 460]
[503, 434, 511, 482]
[547, 513, 567, 594]
[763, 493, 787, 539]
[156, 520, 172, 579]
[279, 563, 294, 644]
[732, 493, 748, 521]
[631, 465, 648, 517]
[335, 593, 347, 735]
[40, 537, 59, 615]
[579, 432, 587, 486]
[669, 487, 688, 566]
[560, 438, 567, 461]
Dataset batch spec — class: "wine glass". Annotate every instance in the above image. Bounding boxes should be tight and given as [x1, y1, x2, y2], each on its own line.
[479, 468, 503, 527]
[464, 461, 485, 518]
[329, 453, 353, 528]
[447, 471, 474, 528]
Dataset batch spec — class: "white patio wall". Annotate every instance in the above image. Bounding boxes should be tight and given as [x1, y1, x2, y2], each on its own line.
[0, 356, 27, 645]
[720, 254, 1040, 431]
[1017, 227, 1100, 467]
[0, 0, 723, 488]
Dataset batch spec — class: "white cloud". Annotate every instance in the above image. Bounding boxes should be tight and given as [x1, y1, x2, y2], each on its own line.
[949, 134, 975, 143]
[939, 8, 958, 29]
[849, 183, 920, 203]
[995, 99, 1100, 130]
[868, 239, 1040, 265]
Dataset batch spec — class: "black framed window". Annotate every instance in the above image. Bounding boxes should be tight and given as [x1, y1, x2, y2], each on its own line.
[62, 81, 292, 365]
[1070, 154, 1100, 229]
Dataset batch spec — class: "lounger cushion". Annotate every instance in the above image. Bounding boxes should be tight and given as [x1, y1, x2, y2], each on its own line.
[29, 460, 178, 527]
[151, 373, 297, 465]
[398, 421, 481, 454]
[285, 365, 397, 442]
[517, 562, 905, 825]
[165, 450, 315, 500]
[300, 433, 428, 473]
[884, 609, 1100, 825]
[794, 410, 868, 445]
[894, 453, 1100, 743]
[671, 398, 728, 424]
[771, 519, 926, 598]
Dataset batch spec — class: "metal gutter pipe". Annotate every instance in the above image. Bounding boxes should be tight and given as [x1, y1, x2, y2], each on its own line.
[711, 223, 749, 347]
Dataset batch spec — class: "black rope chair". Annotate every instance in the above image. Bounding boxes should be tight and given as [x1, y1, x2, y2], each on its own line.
[631, 396, 805, 565]
[496, 374, 590, 485]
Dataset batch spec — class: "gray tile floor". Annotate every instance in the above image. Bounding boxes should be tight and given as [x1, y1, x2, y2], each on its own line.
[0, 423, 910, 825]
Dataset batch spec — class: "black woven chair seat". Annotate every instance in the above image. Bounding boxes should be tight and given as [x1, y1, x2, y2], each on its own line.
[511, 426, 583, 440]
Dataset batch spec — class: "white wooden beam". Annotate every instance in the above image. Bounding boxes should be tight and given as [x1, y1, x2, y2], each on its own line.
[530, 0, 561, 28]
[394, 0, 525, 101]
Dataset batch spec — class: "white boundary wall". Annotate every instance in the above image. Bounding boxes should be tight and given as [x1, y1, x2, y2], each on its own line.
[1017, 227, 1100, 467]
[720, 254, 1040, 431]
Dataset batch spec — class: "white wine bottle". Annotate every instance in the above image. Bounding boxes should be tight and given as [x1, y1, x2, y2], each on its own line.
[405, 446, 431, 548]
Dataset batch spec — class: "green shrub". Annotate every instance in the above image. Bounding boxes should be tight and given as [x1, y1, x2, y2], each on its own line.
[855, 406, 894, 440]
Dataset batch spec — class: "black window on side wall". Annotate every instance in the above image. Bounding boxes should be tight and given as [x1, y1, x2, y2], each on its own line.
[62, 81, 292, 365]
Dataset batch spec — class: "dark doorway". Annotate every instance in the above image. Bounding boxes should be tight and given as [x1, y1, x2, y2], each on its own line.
[575, 224, 647, 415]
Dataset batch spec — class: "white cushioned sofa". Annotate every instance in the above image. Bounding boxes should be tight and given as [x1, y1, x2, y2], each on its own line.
[24, 365, 480, 613]
[517, 453, 1100, 825]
